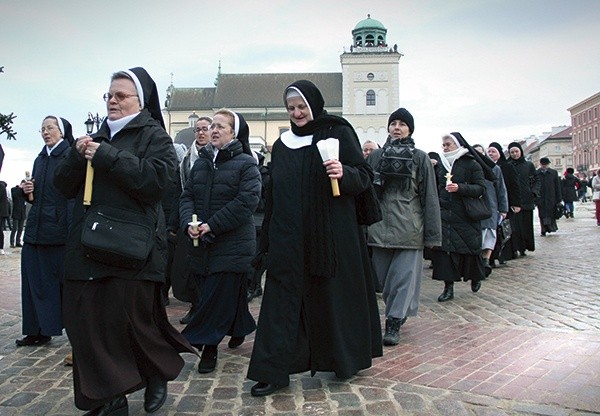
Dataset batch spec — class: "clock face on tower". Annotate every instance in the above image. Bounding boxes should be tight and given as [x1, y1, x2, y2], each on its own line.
[367, 72, 375, 81]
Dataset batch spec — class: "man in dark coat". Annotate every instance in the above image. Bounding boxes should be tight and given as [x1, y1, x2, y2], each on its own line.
[536, 157, 562, 235]
[10, 181, 27, 247]
[561, 167, 579, 218]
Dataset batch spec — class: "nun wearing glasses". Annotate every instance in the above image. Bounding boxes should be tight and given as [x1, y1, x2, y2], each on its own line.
[55, 67, 195, 415]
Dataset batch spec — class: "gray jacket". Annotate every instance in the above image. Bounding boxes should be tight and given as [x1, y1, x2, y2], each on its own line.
[367, 147, 441, 249]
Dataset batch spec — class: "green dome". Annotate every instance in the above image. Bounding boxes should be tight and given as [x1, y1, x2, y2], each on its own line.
[354, 15, 386, 31]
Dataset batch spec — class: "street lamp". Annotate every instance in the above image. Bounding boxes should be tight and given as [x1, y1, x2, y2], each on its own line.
[85, 112, 104, 134]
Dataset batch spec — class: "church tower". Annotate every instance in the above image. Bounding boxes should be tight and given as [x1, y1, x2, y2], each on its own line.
[340, 15, 402, 144]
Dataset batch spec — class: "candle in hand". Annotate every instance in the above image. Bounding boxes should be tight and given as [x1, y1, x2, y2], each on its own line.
[188, 214, 201, 247]
[445, 172, 453, 185]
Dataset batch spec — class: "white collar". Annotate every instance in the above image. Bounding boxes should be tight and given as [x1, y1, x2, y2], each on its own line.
[106, 112, 140, 139]
[46, 139, 64, 155]
[280, 130, 312, 149]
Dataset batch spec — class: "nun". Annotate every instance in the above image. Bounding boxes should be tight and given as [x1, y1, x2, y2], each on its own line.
[17, 116, 75, 347]
[55, 67, 195, 415]
[179, 109, 261, 374]
[431, 132, 487, 302]
[247, 80, 382, 397]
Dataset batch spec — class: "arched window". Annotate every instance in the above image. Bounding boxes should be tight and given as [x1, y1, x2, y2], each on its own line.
[366, 90, 376, 106]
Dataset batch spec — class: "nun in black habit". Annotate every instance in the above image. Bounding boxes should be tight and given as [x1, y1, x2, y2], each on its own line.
[247, 80, 382, 397]
[55, 67, 195, 415]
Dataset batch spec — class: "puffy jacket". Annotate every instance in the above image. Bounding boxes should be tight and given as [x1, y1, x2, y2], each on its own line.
[54, 109, 177, 282]
[179, 139, 261, 275]
[24, 140, 74, 245]
[435, 154, 485, 255]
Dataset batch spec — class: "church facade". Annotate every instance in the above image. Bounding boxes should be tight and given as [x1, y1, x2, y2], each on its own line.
[162, 15, 402, 153]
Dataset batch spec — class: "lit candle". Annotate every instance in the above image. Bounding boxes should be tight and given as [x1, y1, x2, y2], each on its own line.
[445, 172, 453, 185]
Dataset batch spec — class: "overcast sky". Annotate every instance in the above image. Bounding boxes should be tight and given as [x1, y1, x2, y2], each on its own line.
[1, 0, 600, 188]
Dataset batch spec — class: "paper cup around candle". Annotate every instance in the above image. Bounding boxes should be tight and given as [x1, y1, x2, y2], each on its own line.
[316, 138, 341, 197]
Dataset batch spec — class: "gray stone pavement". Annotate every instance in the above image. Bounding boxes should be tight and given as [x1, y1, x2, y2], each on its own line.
[1, 202, 599, 415]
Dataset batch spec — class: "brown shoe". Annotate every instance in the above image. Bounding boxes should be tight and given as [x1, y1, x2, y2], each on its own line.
[64, 352, 73, 366]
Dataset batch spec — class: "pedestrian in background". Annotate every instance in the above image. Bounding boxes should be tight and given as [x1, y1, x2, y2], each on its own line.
[362, 139, 379, 159]
[0, 180, 8, 254]
[17, 116, 74, 346]
[10, 180, 27, 248]
[367, 108, 440, 346]
[561, 167, 579, 218]
[536, 158, 561, 236]
[507, 142, 539, 257]
[592, 170, 600, 226]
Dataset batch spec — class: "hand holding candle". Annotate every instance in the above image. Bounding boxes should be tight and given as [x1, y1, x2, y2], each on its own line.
[24, 171, 34, 202]
[445, 172, 453, 185]
[188, 214, 201, 247]
[316, 138, 341, 197]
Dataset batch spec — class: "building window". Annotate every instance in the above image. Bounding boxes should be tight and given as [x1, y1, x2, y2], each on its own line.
[594, 107, 598, 119]
[366, 90, 376, 106]
[595, 125, 598, 139]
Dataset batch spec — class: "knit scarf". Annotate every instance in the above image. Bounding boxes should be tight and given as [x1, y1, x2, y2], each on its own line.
[375, 136, 415, 192]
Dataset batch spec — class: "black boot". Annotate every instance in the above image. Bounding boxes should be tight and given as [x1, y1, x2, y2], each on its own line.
[198, 345, 218, 373]
[483, 258, 492, 278]
[437, 282, 454, 302]
[179, 304, 196, 325]
[382, 317, 404, 346]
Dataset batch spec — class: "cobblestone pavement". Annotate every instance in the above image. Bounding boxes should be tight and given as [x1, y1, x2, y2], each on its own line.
[1, 203, 599, 415]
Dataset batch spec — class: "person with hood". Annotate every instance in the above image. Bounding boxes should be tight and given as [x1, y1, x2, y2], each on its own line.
[561, 167, 579, 218]
[247, 80, 382, 397]
[366, 108, 441, 346]
[55, 67, 195, 415]
[507, 142, 540, 256]
[179, 109, 261, 374]
[16, 116, 74, 346]
[431, 132, 487, 302]
[486, 142, 522, 266]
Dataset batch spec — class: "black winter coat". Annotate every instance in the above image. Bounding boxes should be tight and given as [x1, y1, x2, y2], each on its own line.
[508, 157, 540, 210]
[497, 159, 522, 208]
[536, 168, 562, 218]
[179, 140, 261, 275]
[11, 185, 27, 220]
[0, 181, 8, 217]
[436, 154, 486, 255]
[55, 109, 177, 282]
[24, 140, 74, 245]
[561, 173, 579, 203]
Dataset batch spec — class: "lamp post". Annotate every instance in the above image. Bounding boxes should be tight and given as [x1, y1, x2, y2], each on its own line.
[82, 112, 104, 206]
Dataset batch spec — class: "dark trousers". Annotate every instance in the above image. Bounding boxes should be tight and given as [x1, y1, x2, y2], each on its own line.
[10, 219, 24, 246]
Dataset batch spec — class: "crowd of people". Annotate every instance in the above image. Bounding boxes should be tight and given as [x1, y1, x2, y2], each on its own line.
[4, 69, 599, 414]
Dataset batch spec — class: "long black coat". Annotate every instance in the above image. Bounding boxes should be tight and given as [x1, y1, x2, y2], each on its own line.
[247, 124, 382, 386]
[497, 159, 522, 208]
[0, 181, 8, 218]
[179, 140, 261, 275]
[54, 109, 177, 283]
[508, 157, 540, 210]
[435, 154, 486, 255]
[536, 168, 562, 218]
[561, 173, 579, 203]
[25, 140, 74, 245]
[11, 185, 27, 220]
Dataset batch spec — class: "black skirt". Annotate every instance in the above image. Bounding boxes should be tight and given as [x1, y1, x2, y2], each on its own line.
[63, 278, 195, 411]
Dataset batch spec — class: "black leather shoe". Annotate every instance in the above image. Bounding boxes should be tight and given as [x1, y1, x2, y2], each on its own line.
[251, 382, 284, 397]
[144, 377, 167, 413]
[437, 282, 454, 302]
[198, 345, 218, 373]
[471, 280, 482, 293]
[15, 335, 51, 347]
[83, 396, 128, 416]
[228, 336, 245, 349]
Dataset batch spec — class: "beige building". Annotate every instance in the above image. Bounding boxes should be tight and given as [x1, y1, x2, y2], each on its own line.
[162, 15, 402, 154]
[528, 126, 573, 171]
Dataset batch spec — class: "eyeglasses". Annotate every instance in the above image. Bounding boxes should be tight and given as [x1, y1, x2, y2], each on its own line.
[194, 127, 209, 133]
[39, 126, 58, 133]
[103, 92, 138, 102]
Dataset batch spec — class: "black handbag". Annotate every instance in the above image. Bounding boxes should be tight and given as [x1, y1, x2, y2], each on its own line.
[554, 202, 565, 220]
[355, 183, 382, 225]
[463, 192, 492, 221]
[81, 205, 156, 270]
[498, 219, 512, 245]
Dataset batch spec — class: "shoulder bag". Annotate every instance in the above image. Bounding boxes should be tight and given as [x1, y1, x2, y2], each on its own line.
[81, 204, 156, 270]
[463, 192, 492, 221]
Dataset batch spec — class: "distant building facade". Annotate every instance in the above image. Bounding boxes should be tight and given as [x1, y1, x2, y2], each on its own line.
[162, 15, 402, 154]
[568, 91, 600, 175]
[528, 126, 572, 171]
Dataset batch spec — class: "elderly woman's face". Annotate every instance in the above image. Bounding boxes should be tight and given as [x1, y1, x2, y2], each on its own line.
[509, 147, 522, 160]
[40, 117, 62, 147]
[286, 96, 312, 127]
[106, 78, 141, 121]
[441, 137, 458, 153]
[487, 147, 500, 162]
[210, 113, 235, 149]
